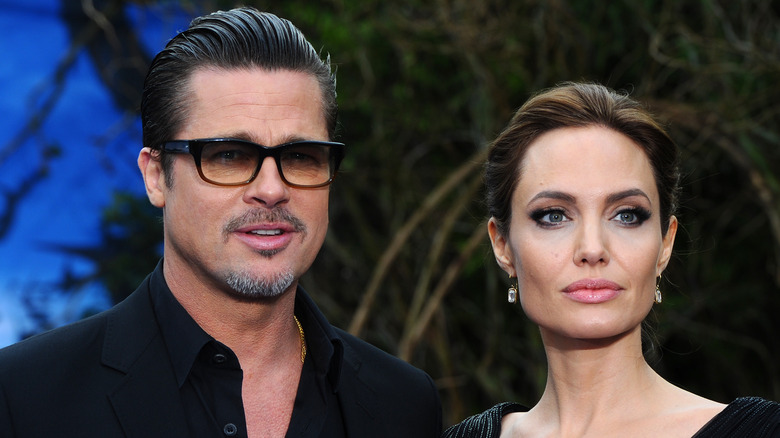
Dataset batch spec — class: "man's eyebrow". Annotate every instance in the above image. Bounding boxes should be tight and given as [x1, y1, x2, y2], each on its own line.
[210, 131, 254, 142]
[211, 132, 312, 145]
[277, 135, 313, 144]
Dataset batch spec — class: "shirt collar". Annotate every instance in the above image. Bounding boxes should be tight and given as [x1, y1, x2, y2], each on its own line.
[149, 260, 344, 391]
[294, 285, 344, 392]
[149, 261, 212, 387]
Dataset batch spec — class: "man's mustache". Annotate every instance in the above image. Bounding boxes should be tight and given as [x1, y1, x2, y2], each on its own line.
[223, 208, 307, 236]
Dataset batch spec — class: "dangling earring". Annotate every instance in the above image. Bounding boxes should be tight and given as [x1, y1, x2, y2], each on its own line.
[508, 277, 518, 304]
[654, 275, 663, 304]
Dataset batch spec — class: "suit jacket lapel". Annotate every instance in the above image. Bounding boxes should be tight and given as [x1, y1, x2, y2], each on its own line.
[336, 341, 385, 438]
[108, 351, 189, 437]
[101, 277, 190, 437]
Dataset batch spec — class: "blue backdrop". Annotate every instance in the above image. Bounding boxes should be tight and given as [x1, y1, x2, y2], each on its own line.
[0, 0, 197, 346]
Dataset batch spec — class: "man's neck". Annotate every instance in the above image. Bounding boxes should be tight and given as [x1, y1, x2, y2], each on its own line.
[162, 256, 301, 367]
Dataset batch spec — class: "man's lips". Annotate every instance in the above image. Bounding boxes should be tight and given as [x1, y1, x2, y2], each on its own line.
[232, 224, 295, 252]
[248, 229, 282, 236]
[224, 209, 306, 236]
[234, 223, 294, 235]
[562, 278, 622, 303]
[223, 209, 307, 253]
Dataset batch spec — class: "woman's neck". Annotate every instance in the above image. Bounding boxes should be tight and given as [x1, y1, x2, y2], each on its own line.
[512, 326, 671, 436]
[503, 325, 725, 438]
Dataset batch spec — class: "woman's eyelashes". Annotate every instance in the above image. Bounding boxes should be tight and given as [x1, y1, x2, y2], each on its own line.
[529, 206, 652, 228]
[530, 208, 570, 227]
[611, 207, 651, 226]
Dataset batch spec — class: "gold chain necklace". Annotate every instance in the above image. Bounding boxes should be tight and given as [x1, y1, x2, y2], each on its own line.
[293, 315, 306, 363]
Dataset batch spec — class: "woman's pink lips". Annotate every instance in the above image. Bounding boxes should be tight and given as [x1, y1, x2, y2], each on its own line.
[562, 279, 622, 303]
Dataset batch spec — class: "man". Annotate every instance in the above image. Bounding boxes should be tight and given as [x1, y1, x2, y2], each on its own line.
[0, 7, 442, 437]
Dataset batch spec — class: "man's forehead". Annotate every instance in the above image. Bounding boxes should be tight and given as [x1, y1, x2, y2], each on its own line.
[176, 68, 328, 142]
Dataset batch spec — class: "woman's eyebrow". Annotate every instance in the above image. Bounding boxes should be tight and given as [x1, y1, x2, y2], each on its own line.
[605, 188, 651, 205]
[529, 191, 575, 203]
[528, 189, 651, 205]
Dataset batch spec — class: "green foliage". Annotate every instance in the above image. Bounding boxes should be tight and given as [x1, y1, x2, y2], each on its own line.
[47, 192, 162, 305]
[255, 0, 779, 424]
[98, 192, 163, 303]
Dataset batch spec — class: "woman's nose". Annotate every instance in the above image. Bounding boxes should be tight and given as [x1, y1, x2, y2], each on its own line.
[573, 220, 610, 266]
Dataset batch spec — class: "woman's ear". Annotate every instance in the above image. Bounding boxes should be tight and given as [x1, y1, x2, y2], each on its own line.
[657, 215, 678, 275]
[138, 148, 166, 208]
[488, 217, 516, 277]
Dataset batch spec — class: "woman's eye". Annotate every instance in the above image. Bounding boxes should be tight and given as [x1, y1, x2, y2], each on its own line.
[612, 208, 651, 225]
[531, 209, 569, 227]
[618, 211, 637, 223]
[545, 212, 566, 223]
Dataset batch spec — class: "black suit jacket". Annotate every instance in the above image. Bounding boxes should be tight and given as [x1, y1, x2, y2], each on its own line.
[0, 269, 442, 437]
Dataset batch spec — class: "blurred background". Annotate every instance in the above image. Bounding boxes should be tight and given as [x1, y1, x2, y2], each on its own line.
[0, 0, 778, 427]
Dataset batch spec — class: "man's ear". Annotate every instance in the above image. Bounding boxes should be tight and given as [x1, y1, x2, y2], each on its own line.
[138, 148, 166, 208]
[487, 217, 516, 278]
[657, 215, 678, 275]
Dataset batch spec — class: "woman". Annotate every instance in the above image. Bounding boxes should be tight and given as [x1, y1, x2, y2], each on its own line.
[444, 82, 780, 437]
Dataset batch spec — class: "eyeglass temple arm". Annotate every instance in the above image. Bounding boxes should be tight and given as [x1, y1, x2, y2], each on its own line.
[161, 141, 191, 153]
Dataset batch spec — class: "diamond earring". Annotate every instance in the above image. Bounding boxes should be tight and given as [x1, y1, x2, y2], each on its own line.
[508, 283, 518, 304]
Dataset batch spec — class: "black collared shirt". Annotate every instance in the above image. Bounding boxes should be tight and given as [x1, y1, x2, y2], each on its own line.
[151, 270, 346, 437]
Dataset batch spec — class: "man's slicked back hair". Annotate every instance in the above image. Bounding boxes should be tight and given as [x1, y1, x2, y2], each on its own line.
[141, 7, 337, 176]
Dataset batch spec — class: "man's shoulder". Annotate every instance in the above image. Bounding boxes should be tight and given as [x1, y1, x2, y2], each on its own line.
[0, 285, 148, 371]
[333, 327, 423, 370]
[0, 309, 109, 364]
[297, 287, 433, 383]
[331, 326, 437, 392]
[330, 327, 443, 436]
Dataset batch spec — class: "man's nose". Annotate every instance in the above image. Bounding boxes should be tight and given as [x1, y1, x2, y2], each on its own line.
[242, 156, 290, 208]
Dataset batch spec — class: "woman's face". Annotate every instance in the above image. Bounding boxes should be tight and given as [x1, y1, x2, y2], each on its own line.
[488, 125, 677, 342]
